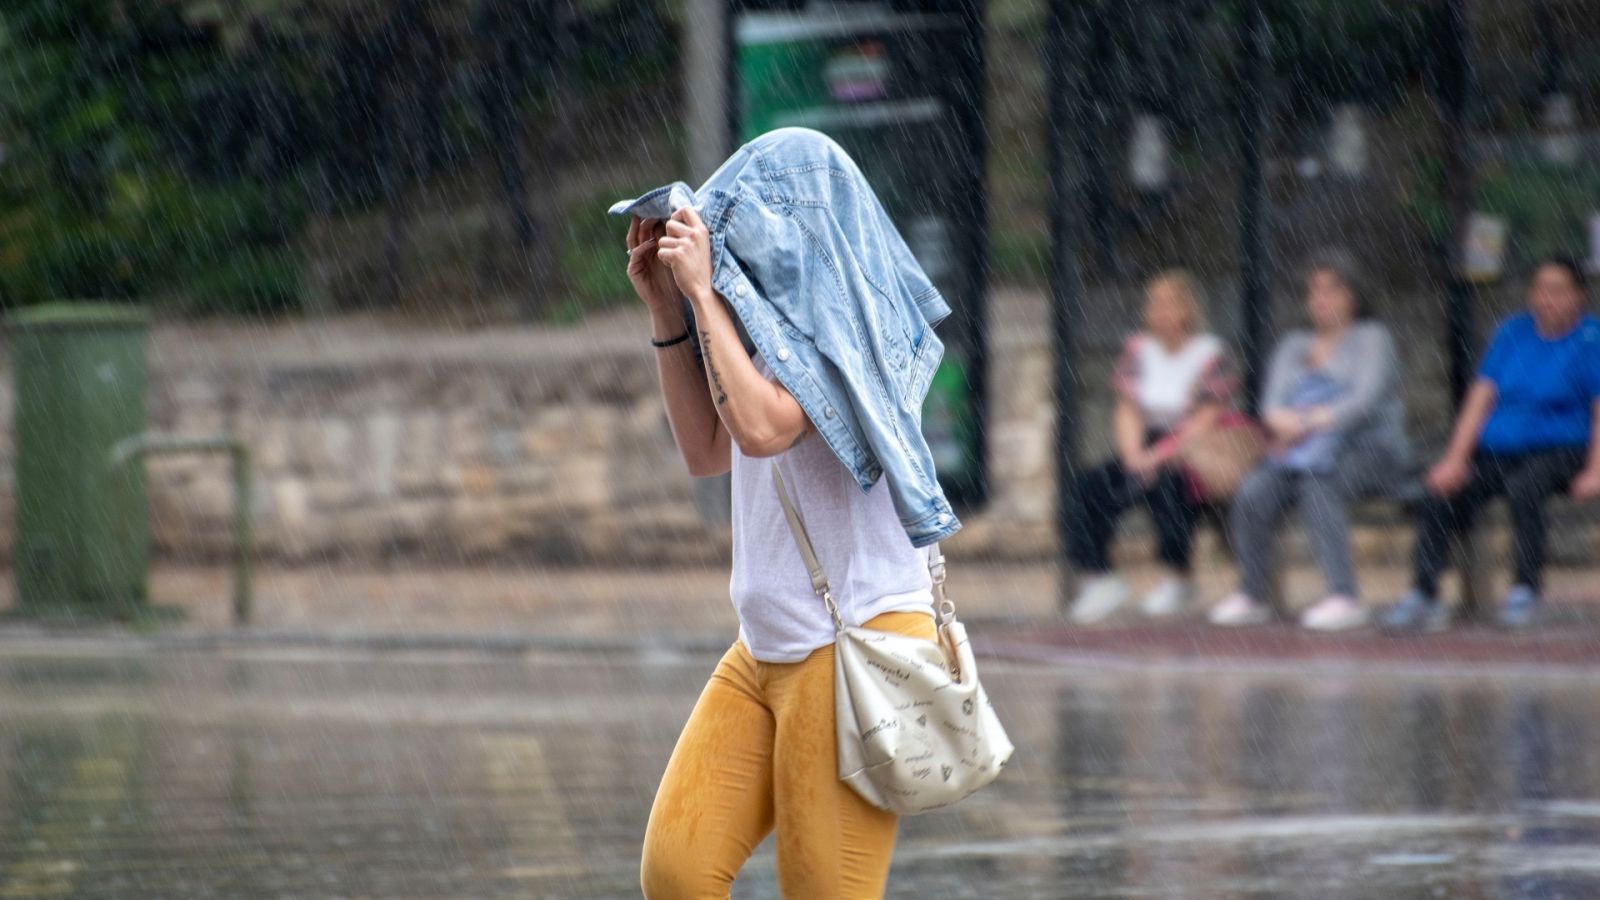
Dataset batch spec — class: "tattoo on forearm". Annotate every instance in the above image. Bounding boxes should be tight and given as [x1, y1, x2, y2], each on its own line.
[700, 330, 728, 406]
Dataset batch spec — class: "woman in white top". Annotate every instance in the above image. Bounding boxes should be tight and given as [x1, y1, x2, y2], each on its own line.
[626, 208, 938, 897]
[1068, 271, 1240, 624]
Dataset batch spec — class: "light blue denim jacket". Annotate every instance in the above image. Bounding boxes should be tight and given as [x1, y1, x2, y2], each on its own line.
[610, 127, 960, 547]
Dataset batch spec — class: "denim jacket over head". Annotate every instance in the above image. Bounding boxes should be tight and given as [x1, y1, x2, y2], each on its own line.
[610, 127, 960, 547]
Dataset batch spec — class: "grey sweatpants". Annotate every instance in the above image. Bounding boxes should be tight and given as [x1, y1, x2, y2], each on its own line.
[1228, 447, 1402, 602]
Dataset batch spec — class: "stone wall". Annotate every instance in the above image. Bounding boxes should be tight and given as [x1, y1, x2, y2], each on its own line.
[0, 312, 711, 567]
[0, 286, 1591, 568]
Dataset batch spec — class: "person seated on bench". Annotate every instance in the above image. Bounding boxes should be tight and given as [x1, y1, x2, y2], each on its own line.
[1068, 270, 1240, 623]
[1383, 257, 1600, 632]
[1209, 249, 1416, 631]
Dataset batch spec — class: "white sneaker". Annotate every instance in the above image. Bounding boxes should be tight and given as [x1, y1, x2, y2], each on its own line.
[1070, 574, 1130, 624]
[1141, 576, 1193, 619]
[1208, 592, 1273, 627]
[1300, 595, 1370, 632]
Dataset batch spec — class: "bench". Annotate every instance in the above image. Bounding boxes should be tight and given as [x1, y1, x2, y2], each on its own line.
[1215, 494, 1597, 622]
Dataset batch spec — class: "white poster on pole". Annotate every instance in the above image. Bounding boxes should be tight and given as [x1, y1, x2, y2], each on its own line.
[1464, 212, 1509, 283]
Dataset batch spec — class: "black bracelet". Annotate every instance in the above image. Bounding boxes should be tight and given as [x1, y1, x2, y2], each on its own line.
[651, 331, 691, 349]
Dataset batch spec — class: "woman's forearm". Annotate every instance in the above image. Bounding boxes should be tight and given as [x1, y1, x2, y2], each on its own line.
[651, 305, 730, 477]
[1149, 403, 1223, 462]
[688, 287, 810, 456]
[1112, 399, 1146, 464]
[1443, 380, 1497, 462]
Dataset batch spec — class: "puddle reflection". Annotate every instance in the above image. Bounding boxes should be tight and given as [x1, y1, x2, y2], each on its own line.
[0, 651, 1597, 896]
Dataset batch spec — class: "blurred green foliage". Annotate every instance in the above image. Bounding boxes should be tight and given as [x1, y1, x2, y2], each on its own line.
[0, 0, 678, 318]
[1, 0, 1588, 314]
[0, 0, 308, 312]
[1261, 0, 1432, 108]
[988, 228, 1051, 287]
[554, 190, 641, 325]
[1407, 156, 1600, 269]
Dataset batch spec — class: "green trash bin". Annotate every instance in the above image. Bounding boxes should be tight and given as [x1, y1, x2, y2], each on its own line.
[8, 302, 151, 618]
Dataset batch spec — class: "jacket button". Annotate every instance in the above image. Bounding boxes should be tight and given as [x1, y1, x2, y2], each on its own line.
[736, 283, 749, 297]
[776, 348, 791, 362]
[824, 406, 835, 418]
[937, 513, 950, 525]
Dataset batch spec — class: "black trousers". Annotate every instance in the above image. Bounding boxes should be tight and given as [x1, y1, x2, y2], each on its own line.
[1068, 458, 1198, 574]
[1412, 448, 1586, 595]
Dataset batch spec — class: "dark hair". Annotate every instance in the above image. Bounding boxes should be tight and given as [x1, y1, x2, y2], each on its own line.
[1303, 247, 1373, 320]
[1532, 255, 1588, 293]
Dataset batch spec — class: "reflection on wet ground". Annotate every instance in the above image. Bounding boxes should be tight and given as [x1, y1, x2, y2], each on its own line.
[1, 642, 1599, 898]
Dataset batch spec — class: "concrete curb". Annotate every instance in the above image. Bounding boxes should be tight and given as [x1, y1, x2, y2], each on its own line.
[2, 620, 1598, 682]
[0, 626, 732, 657]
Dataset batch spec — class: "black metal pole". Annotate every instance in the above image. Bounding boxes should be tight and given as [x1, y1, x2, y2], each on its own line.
[1533, 0, 1561, 97]
[1439, 0, 1476, 408]
[724, 0, 739, 149]
[1435, 0, 1487, 620]
[1236, 0, 1272, 415]
[954, 0, 990, 508]
[1047, 0, 1090, 606]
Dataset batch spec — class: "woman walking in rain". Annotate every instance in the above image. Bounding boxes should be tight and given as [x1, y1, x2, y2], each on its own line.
[615, 128, 959, 898]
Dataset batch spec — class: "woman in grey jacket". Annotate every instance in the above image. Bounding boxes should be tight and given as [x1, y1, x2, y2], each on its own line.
[1209, 251, 1414, 631]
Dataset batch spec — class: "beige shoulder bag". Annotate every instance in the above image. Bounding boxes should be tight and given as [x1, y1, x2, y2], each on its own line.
[771, 463, 1014, 815]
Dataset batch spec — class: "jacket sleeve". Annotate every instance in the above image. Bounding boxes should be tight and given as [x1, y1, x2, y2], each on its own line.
[803, 258, 960, 548]
[825, 315, 959, 547]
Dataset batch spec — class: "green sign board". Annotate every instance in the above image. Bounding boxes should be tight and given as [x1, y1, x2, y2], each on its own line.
[736, 8, 983, 501]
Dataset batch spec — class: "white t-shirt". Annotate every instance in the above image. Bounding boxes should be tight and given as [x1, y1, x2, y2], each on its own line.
[1120, 333, 1227, 430]
[729, 355, 935, 663]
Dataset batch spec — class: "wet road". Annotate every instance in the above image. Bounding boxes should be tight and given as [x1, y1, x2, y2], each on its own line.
[2, 640, 1599, 898]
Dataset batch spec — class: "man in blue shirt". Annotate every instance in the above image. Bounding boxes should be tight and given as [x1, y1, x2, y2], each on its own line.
[1384, 258, 1600, 631]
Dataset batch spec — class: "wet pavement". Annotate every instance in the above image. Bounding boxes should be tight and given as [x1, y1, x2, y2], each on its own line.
[2, 639, 1600, 898]
[985, 620, 1600, 672]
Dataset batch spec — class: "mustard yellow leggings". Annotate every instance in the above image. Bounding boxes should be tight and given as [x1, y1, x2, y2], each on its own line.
[640, 610, 937, 899]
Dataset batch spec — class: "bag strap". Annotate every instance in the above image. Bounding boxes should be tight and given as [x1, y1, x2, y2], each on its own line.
[927, 542, 953, 624]
[770, 463, 953, 629]
[770, 462, 835, 613]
